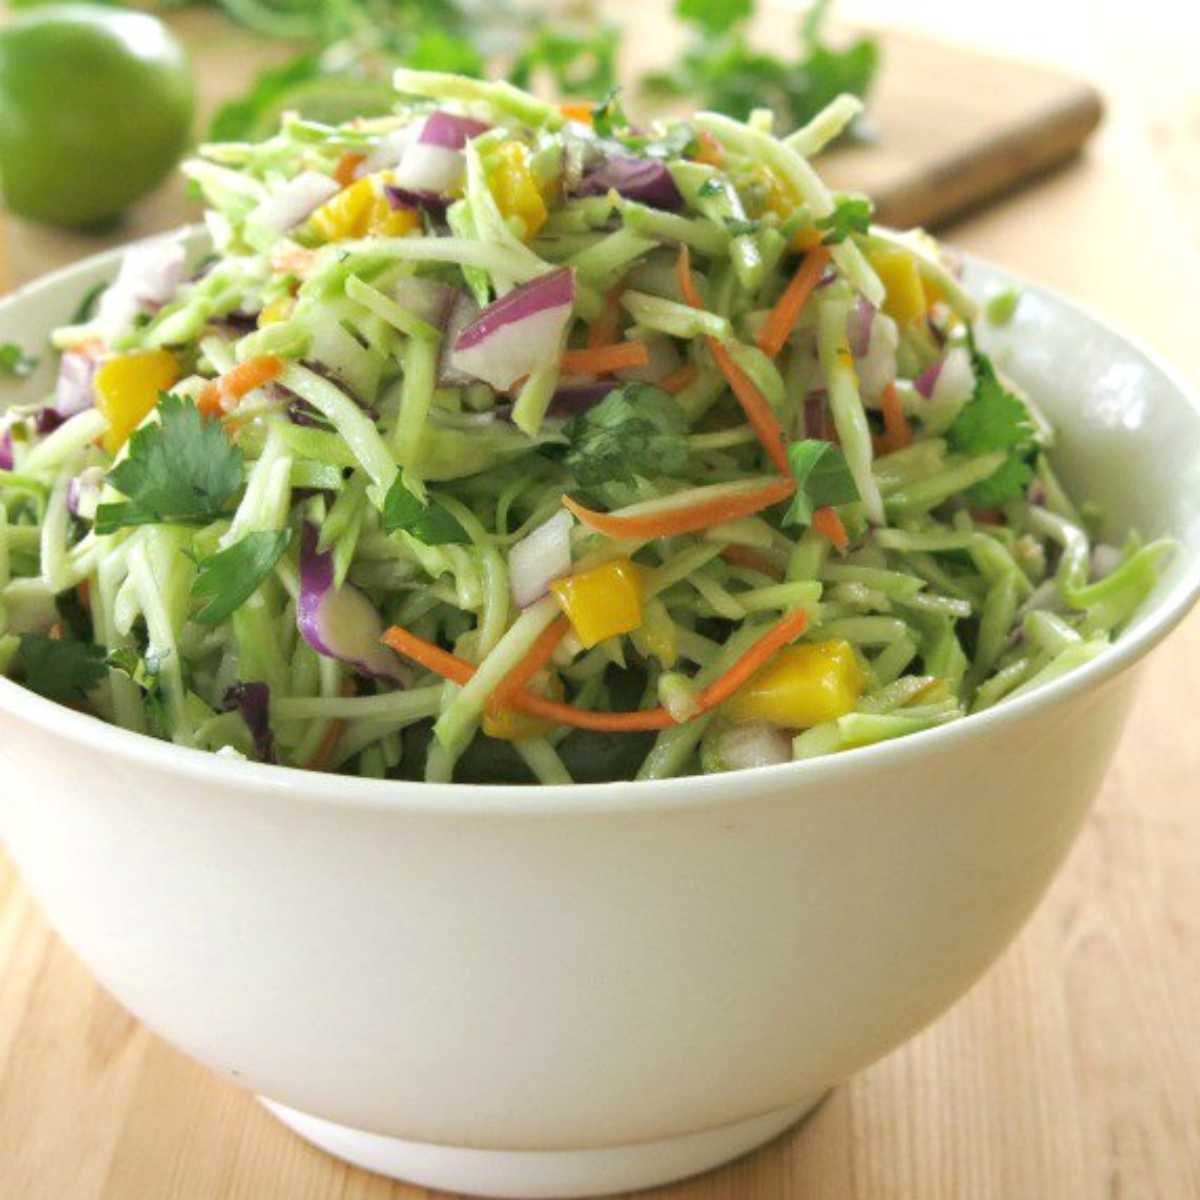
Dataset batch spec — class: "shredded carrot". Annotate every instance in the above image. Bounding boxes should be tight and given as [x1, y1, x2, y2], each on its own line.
[693, 130, 724, 167]
[271, 246, 317, 276]
[561, 340, 650, 375]
[877, 382, 912, 454]
[563, 478, 795, 541]
[586, 283, 624, 348]
[77, 579, 91, 610]
[659, 363, 698, 394]
[198, 354, 283, 417]
[719, 545, 785, 580]
[487, 617, 570, 716]
[756, 247, 830, 359]
[333, 152, 364, 189]
[559, 101, 594, 125]
[970, 507, 1004, 526]
[812, 505, 849, 553]
[676, 246, 791, 476]
[379, 608, 809, 734]
[305, 680, 356, 771]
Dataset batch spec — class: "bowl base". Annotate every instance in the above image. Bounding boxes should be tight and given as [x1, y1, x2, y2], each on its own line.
[260, 1090, 828, 1198]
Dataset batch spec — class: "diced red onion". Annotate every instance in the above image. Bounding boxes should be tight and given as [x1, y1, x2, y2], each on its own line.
[392, 276, 459, 330]
[0, 428, 12, 471]
[222, 681, 276, 764]
[508, 511, 573, 608]
[298, 524, 409, 685]
[420, 111, 490, 149]
[384, 184, 449, 218]
[96, 236, 186, 334]
[67, 466, 105, 520]
[847, 298, 875, 358]
[1091, 543, 1122, 581]
[614, 335, 681, 385]
[1028, 480, 1048, 507]
[449, 267, 575, 390]
[914, 361, 943, 399]
[34, 409, 64, 435]
[249, 171, 340, 235]
[549, 379, 617, 413]
[55, 350, 96, 418]
[855, 309, 899, 401]
[392, 111, 490, 199]
[437, 292, 482, 387]
[577, 155, 683, 211]
[718, 721, 791, 771]
[923, 346, 974, 412]
[804, 389, 828, 439]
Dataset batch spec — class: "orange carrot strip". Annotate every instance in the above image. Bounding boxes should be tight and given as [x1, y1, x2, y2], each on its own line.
[693, 130, 724, 167]
[487, 617, 570, 716]
[77, 579, 91, 610]
[756, 247, 830, 358]
[382, 609, 810, 733]
[694, 608, 809, 711]
[812, 505, 849, 553]
[676, 247, 791, 476]
[305, 681, 356, 771]
[719, 545, 785, 580]
[969, 507, 1004, 526]
[586, 283, 625, 349]
[333, 152, 365, 188]
[559, 101, 594, 125]
[560, 340, 650, 375]
[659, 363, 698, 394]
[878, 382, 912, 453]
[562, 478, 795, 541]
[198, 354, 283, 417]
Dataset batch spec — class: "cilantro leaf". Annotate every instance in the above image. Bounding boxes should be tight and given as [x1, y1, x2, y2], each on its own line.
[676, 0, 753, 36]
[191, 529, 293, 626]
[95, 394, 244, 535]
[564, 385, 690, 488]
[783, 439, 860, 526]
[382, 478, 471, 544]
[948, 333, 1038, 505]
[106, 647, 169, 737]
[816, 196, 873, 244]
[18, 635, 107, 704]
[591, 87, 628, 138]
[0, 342, 38, 378]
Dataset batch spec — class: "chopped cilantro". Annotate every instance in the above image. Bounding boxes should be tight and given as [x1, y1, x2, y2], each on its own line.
[191, 529, 293, 625]
[95, 394, 244, 535]
[18, 635, 108, 704]
[565, 384, 690, 488]
[382, 477, 471, 544]
[591, 86, 628, 138]
[783, 439, 860, 526]
[0, 342, 38, 379]
[948, 333, 1038, 504]
[816, 196, 873, 244]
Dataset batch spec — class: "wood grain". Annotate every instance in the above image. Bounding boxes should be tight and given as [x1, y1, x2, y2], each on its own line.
[2, 2, 1199, 1197]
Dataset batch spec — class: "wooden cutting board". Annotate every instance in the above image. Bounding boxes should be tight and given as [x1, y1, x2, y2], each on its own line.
[1, 4, 1102, 285]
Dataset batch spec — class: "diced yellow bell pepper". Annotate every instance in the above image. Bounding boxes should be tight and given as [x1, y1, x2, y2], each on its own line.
[867, 248, 927, 325]
[550, 557, 644, 649]
[309, 176, 377, 242]
[367, 194, 421, 237]
[487, 141, 548, 241]
[257, 295, 295, 327]
[725, 639, 865, 729]
[94, 350, 180, 455]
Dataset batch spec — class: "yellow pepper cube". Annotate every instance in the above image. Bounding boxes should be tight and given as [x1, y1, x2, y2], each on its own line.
[550, 557, 644, 649]
[257, 295, 295, 327]
[367, 195, 421, 238]
[482, 705, 554, 742]
[94, 349, 180, 455]
[725, 639, 865, 729]
[487, 141, 548, 241]
[309, 176, 376, 242]
[867, 248, 927, 325]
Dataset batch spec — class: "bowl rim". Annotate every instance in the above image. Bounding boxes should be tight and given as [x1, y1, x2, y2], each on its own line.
[2, 231, 1198, 817]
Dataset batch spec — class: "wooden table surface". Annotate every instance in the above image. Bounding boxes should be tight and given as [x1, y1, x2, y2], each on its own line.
[3, 3, 1199, 1197]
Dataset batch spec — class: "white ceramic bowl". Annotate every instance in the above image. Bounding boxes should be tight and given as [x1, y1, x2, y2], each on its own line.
[2, 235, 1199, 1199]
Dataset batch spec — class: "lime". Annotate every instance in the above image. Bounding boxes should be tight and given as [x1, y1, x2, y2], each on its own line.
[0, 6, 195, 229]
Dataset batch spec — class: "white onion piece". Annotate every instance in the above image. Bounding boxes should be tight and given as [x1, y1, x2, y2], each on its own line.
[1091, 543, 1122, 581]
[392, 143, 466, 194]
[67, 465, 105, 521]
[96, 236, 186, 336]
[509, 511, 573, 608]
[615, 335, 682, 385]
[249, 171, 339, 234]
[361, 123, 421, 174]
[921, 345, 975, 433]
[392, 276, 458, 329]
[718, 721, 792, 771]
[449, 268, 575, 390]
[55, 351, 97, 417]
[298, 526, 408, 685]
[855, 310, 899, 402]
[437, 292, 482, 387]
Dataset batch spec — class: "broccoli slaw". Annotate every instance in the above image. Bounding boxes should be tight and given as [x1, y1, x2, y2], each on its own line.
[0, 72, 1173, 784]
